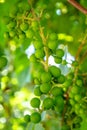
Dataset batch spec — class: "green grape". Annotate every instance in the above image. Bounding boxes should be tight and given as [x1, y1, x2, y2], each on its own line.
[40, 83, 51, 94]
[74, 94, 82, 102]
[62, 60, 67, 65]
[71, 85, 80, 94]
[48, 40, 58, 50]
[35, 48, 45, 59]
[26, 29, 33, 39]
[69, 99, 76, 106]
[49, 33, 57, 40]
[0, 56, 8, 69]
[41, 71, 52, 83]
[30, 54, 37, 62]
[64, 79, 72, 88]
[76, 79, 83, 87]
[30, 112, 41, 123]
[43, 97, 54, 109]
[34, 78, 40, 85]
[58, 74, 65, 84]
[34, 86, 42, 96]
[31, 21, 39, 31]
[54, 96, 64, 112]
[9, 30, 16, 37]
[19, 33, 26, 39]
[24, 114, 30, 122]
[49, 65, 61, 78]
[56, 49, 64, 58]
[54, 57, 62, 64]
[20, 22, 29, 31]
[33, 40, 43, 49]
[30, 97, 40, 108]
[33, 69, 44, 79]
[51, 87, 63, 97]
[72, 60, 79, 67]
[7, 21, 16, 29]
[4, 32, 10, 39]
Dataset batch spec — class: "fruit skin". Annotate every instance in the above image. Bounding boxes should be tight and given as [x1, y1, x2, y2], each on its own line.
[41, 71, 52, 83]
[30, 97, 40, 108]
[33, 40, 43, 49]
[30, 112, 41, 123]
[20, 22, 29, 31]
[51, 87, 63, 97]
[54, 57, 62, 64]
[49, 33, 57, 40]
[56, 49, 64, 58]
[26, 29, 33, 39]
[40, 83, 51, 94]
[35, 49, 45, 59]
[43, 97, 54, 109]
[49, 65, 61, 78]
[48, 40, 58, 50]
[58, 74, 65, 84]
[24, 114, 30, 122]
[34, 86, 42, 96]
[54, 96, 64, 112]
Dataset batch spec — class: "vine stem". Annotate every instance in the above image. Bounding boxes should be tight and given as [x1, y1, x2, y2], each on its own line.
[75, 34, 87, 61]
[67, 0, 87, 14]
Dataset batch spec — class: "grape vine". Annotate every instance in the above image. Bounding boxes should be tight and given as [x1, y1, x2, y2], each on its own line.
[2, 0, 87, 130]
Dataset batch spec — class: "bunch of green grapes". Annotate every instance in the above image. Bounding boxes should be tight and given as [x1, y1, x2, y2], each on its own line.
[4, 0, 87, 129]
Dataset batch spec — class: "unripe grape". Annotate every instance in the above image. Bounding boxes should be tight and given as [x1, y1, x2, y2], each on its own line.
[19, 33, 26, 39]
[72, 60, 79, 67]
[7, 21, 16, 29]
[30, 97, 40, 108]
[58, 74, 65, 83]
[71, 85, 80, 94]
[56, 49, 64, 58]
[34, 78, 40, 85]
[30, 112, 41, 123]
[31, 21, 39, 31]
[0, 56, 8, 69]
[76, 79, 83, 87]
[30, 54, 37, 62]
[49, 65, 61, 78]
[43, 97, 54, 109]
[48, 40, 58, 50]
[20, 22, 29, 31]
[26, 29, 33, 39]
[40, 83, 51, 94]
[35, 49, 45, 59]
[24, 114, 30, 122]
[41, 71, 52, 83]
[54, 57, 62, 64]
[49, 33, 57, 40]
[4, 32, 10, 39]
[33, 40, 43, 49]
[51, 87, 63, 97]
[34, 86, 42, 96]
[74, 95, 82, 102]
[54, 96, 64, 112]
[9, 30, 16, 37]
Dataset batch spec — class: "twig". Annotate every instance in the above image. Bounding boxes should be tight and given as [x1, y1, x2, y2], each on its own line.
[67, 0, 87, 14]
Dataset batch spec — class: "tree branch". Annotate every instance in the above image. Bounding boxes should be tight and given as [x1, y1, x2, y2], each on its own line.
[67, 0, 87, 14]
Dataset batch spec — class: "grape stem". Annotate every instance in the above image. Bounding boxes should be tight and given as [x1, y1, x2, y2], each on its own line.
[67, 0, 87, 14]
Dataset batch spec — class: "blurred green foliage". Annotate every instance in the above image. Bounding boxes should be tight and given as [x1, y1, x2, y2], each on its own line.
[0, 0, 87, 130]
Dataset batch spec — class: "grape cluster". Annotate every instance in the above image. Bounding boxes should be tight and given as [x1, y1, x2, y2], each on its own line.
[4, 0, 87, 129]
